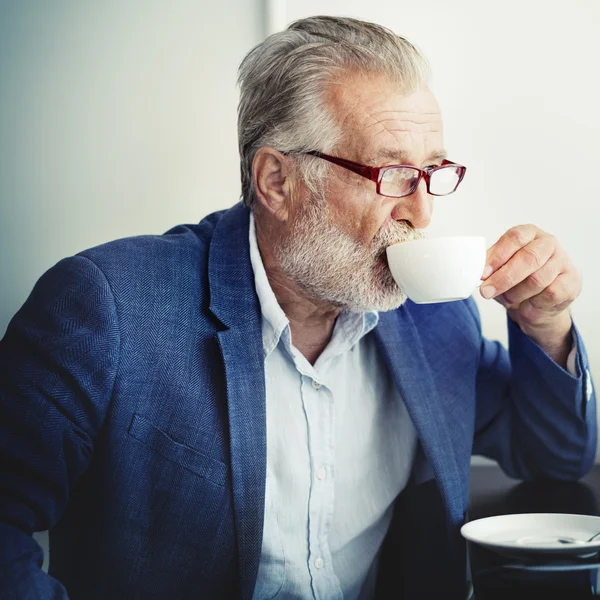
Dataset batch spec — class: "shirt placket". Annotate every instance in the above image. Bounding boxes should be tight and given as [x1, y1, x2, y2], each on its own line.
[300, 372, 343, 600]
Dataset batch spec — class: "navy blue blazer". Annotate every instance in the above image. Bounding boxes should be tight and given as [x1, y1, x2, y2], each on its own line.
[0, 202, 596, 599]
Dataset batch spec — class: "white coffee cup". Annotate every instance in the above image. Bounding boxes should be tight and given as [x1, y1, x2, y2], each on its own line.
[386, 236, 487, 304]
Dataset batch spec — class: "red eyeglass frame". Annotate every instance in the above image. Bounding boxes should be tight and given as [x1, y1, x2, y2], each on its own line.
[302, 150, 467, 198]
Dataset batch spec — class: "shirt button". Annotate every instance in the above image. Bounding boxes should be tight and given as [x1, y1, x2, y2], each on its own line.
[316, 466, 327, 480]
[311, 379, 322, 389]
[314, 557, 324, 569]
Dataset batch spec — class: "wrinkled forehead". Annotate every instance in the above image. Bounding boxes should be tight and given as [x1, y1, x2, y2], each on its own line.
[324, 72, 444, 164]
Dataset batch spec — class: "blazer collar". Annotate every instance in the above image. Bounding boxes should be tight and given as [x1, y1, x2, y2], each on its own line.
[208, 202, 261, 328]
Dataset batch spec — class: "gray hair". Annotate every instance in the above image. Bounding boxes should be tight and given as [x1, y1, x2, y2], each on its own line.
[237, 15, 431, 209]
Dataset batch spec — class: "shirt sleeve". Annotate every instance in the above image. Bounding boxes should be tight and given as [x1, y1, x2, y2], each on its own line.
[566, 332, 579, 377]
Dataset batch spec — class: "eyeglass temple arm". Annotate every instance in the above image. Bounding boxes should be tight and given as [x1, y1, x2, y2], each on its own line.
[305, 151, 380, 182]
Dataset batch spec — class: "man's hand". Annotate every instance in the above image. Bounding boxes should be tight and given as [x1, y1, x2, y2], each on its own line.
[479, 224, 581, 367]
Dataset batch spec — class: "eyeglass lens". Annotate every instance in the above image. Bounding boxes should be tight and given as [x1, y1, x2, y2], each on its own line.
[380, 165, 461, 197]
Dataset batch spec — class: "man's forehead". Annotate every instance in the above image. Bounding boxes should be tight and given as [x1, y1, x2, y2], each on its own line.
[327, 73, 442, 123]
[325, 74, 444, 163]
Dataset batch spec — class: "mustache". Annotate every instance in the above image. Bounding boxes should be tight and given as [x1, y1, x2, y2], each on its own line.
[373, 219, 424, 250]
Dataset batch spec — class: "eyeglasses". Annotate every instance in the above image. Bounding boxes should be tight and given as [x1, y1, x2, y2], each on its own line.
[298, 151, 466, 199]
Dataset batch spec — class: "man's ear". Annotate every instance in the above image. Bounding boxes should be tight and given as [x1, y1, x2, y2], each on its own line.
[252, 148, 295, 222]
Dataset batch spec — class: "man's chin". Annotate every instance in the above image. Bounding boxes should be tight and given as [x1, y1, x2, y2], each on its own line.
[377, 292, 409, 312]
[341, 289, 408, 313]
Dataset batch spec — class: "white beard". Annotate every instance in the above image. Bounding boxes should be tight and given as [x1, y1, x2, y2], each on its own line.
[275, 197, 424, 312]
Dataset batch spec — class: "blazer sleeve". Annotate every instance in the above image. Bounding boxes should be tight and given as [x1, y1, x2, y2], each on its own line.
[0, 256, 120, 598]
[468, 298, 597, 481]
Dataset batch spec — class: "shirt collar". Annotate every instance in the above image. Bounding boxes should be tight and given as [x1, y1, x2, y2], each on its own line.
[248, 213, 379, 360]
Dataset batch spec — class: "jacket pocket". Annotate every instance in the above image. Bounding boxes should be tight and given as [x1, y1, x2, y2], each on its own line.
[127, 413, 227, 487]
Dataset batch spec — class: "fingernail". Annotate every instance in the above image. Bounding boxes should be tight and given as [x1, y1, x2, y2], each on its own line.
[481, 285, 496, 299]
[482, 265, 493, 279]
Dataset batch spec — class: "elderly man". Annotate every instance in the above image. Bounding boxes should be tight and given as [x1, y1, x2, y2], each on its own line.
[0, 15, 596, 600]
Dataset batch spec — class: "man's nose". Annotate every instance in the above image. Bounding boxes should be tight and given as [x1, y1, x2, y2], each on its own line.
[390, 180, 433, 230]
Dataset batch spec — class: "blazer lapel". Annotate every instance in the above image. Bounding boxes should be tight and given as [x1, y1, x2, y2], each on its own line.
[217, 326, 266, 600]
[208, 203, 266, 600]
[375, 305, 466, 524]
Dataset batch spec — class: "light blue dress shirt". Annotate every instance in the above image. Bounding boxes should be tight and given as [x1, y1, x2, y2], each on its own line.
[249, 215, 418, 600]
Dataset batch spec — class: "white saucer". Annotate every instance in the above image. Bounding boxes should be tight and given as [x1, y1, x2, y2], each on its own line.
[461, 513, 600, 558]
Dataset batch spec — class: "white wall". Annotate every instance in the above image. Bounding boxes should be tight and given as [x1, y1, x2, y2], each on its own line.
[281, 0, 600, 461]
[0, 0, 263, 334]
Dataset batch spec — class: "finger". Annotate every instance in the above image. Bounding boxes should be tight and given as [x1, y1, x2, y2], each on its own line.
[500, 256, 564, 306]
[527, 272, 580, 312]
[480, 236, 555, 299]
[483, 225, 540, 279]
